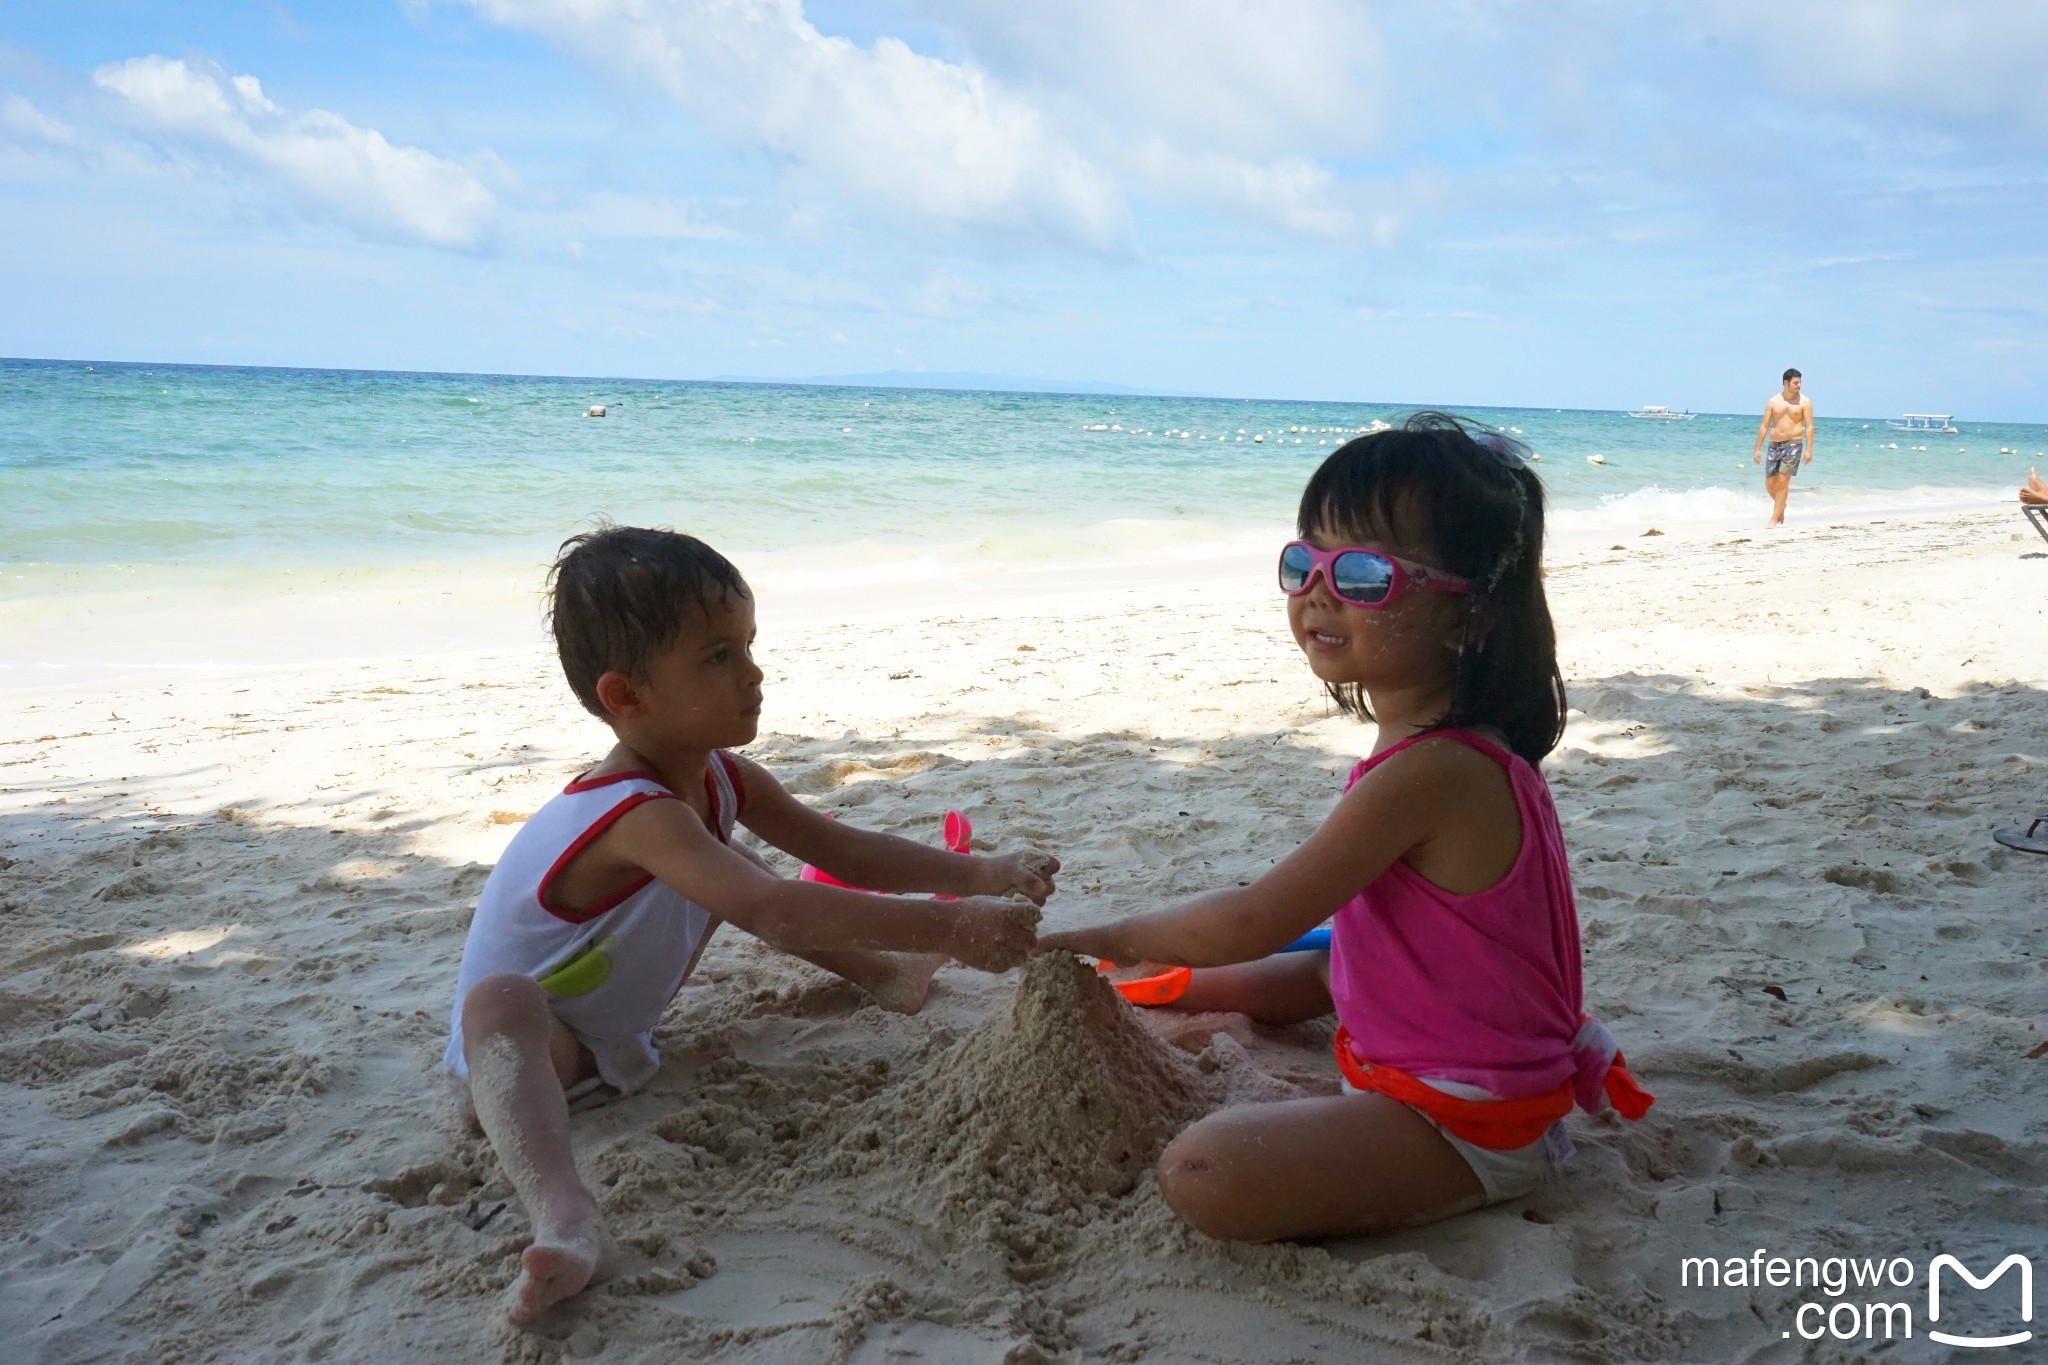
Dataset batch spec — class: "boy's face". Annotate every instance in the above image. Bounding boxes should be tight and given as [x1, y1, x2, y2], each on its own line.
[619, 591, 764, 750]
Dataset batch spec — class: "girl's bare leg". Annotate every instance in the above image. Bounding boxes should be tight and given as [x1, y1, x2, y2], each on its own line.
[1159, 1091, 1485, 1241]
[1164, 949, 1334, 1024]
[1138, 952, 1484, 1239]
[461, 974, 603, 1326]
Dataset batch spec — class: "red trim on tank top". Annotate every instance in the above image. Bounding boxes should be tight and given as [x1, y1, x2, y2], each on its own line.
[713, 750, 747, 818]
[701, 764, 731, 846]
[563, 768, 664, 794]
[538, 790, 675, 923]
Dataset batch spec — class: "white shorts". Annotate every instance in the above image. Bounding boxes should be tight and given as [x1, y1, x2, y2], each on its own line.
[1342, 1074, 1573, 1205]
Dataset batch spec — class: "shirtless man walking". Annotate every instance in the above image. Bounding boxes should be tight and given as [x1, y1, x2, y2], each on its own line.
[1752, 367, 1814, 527]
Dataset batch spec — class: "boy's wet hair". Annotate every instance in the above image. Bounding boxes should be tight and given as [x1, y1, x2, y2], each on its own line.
[1297, 411, 1567, 762]
[547, 524, 748, 718]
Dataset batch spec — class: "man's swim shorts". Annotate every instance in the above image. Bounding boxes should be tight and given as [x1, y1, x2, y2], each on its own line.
[1765, 439, 1804, 478]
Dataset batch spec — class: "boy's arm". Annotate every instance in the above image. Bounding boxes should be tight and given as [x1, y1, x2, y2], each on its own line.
[603, 798, 1038, 970]
[726, 752, 1057, 903]
[1038, 741, 1465, 967]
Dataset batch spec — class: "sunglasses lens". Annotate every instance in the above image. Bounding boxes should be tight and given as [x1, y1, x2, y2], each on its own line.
[1278, 543, 1314, 593]
[1331, 551, 1393, 603]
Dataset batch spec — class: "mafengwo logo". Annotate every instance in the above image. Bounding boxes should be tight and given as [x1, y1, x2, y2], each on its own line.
[1929, 1255, 2033, 1350]
[1680, 1249, 2033, 1346]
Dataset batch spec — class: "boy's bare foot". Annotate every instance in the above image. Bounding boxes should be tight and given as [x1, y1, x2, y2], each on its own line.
[792, 947, 947, 1015]
[506, 1201, 602, 1326]
[863, 952, 947, 1015]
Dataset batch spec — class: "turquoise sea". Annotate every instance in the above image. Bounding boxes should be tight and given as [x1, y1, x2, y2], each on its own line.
[3, 357, 2042, 681]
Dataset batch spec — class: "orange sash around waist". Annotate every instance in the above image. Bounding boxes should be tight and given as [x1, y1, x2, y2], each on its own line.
[1333, 1025, 1654, 1151]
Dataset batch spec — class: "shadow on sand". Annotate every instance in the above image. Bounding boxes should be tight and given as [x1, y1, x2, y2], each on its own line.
[2, 670, 2043, 1360]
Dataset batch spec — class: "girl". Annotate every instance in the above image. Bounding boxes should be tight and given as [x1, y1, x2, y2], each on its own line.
[1040, 413, 1651, 1242]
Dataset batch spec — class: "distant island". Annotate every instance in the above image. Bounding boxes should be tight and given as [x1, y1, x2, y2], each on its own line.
[710, 369, 1206, 398]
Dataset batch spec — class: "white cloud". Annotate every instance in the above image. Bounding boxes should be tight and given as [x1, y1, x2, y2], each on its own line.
[916, 0, 1382, 227]
[91, 56, 496, 248]
[905, 267, 993, 318]
[568, 192, 737, 239]
[1709, 2, 2048, 133]
[1001, 0, 1380, 156]
[1126, 140, 1352, 235]
[466, 0, 1388, 241]
[464, 0, 1131, 251]
[1, 94, 78, 147]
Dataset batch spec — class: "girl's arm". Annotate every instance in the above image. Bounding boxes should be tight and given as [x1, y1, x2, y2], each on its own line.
[601, 798, 1039, 970]
[726, 752, 1058, 903]
[1039, 741, 1474, 968]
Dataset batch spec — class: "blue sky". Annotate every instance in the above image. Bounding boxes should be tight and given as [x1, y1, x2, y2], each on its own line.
[3, 2, 2046, 418]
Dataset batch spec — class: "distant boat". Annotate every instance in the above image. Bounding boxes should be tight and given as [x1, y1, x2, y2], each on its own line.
[1626, 405, 1694, 421]
[1885, 413, 1957, 433]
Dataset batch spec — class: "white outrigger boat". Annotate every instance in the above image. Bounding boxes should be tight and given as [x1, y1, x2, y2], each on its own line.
[1885, 413, 1957, 434]
[1626, 405, 1694, 420]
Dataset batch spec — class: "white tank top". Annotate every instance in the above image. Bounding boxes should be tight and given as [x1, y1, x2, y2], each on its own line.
[443, 754, 740, 1093]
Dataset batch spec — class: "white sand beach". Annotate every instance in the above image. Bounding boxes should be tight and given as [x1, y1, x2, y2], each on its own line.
[3, 506, 2045, 1362]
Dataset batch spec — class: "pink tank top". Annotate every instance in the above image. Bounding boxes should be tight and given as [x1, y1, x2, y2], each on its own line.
[1327, 728, 1586, 1101]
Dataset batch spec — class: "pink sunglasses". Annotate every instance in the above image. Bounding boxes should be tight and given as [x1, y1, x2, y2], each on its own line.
[1278, 540, 1470, 607]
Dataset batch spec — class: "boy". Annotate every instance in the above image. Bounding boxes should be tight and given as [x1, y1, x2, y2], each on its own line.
[445, 526, 1054, 1324]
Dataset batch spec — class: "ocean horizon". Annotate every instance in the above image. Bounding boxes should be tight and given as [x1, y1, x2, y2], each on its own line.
[6, 353, 2040, 682]
[13, 351, 2033, 420]
[8, 353, 2036, 556]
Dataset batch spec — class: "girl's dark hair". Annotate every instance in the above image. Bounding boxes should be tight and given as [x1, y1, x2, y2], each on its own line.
[1296, 411, 1566, 762]
[547, 524, 748, 718]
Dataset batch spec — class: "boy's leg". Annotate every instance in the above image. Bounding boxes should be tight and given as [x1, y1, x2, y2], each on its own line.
[716, 848, 943, 1013]
[461, 974, 603, 1326]
[1157, 1092, 1485, 1242]
[1161, 949, 1333, 1024]
[788, 946, 948, 1015]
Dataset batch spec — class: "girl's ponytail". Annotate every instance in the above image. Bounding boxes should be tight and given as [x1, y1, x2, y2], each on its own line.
[1443, 459, 1566, 761]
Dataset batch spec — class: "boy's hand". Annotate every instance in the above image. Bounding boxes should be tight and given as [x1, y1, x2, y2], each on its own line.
[972, 850, 1060, 905]
[945, 896, 1043, 973]
[1033, 927, 1116, 961]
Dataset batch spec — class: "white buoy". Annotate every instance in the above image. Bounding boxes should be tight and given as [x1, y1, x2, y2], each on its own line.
[585, 404, 606, 417]
[1587, 454, 1606, 465]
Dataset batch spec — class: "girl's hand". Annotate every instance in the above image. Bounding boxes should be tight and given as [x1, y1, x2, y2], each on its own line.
[972, 850, 1060, 905]
[945, 896, 1043, 972]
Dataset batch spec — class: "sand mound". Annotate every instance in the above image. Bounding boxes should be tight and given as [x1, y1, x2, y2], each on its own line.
[852, 953, 1217, 1275]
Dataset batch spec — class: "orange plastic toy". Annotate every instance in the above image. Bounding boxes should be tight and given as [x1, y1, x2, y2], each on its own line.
[1094, 960, 1194, 1005]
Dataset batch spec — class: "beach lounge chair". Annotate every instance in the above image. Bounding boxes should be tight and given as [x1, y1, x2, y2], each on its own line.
[1994, 815, 2048, 855]
[2026, 503, 2048, 545]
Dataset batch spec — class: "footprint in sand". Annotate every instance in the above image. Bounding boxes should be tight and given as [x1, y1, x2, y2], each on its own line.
[1821, 865, 1906, 895]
